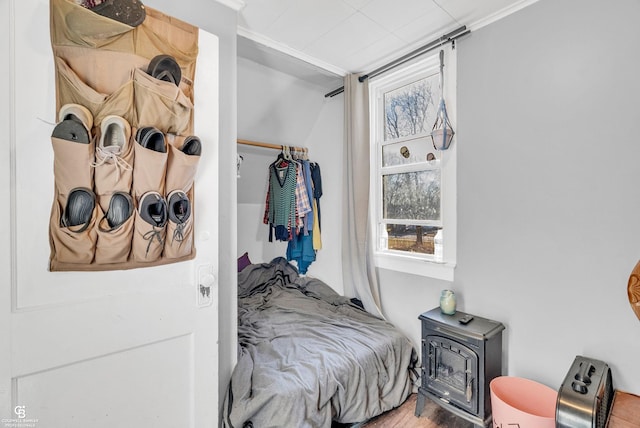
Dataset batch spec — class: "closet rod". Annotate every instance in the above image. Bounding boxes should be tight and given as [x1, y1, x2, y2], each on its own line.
[237, 139, 307, 153]
[324, 25, 469, 98]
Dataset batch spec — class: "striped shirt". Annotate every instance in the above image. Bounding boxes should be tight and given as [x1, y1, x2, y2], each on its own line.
[264, 161, 297, 241]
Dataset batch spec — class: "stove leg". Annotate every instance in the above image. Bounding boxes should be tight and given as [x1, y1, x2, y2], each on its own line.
[415, 392, 426, 417]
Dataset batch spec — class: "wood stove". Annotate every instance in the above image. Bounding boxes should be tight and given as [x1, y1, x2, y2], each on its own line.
[415, 308, 505, 427]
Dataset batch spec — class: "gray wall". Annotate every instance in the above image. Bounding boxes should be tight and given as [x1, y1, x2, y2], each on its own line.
[381, 0, 640, 394]
[145, 0, 239, 411]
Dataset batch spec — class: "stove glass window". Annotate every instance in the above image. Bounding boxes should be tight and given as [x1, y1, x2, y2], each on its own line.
[435, 345, 467, 392]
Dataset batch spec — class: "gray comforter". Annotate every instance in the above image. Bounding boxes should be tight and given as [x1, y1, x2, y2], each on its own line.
[222, 258, 418, 428]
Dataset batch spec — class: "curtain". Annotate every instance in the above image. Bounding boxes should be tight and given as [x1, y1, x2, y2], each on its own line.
[342, 74, 384, 318]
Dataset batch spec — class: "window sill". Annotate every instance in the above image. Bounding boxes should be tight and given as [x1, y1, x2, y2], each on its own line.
[374, 252, 455, 282]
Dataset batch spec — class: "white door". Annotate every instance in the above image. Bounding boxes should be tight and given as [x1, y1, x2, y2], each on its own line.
[1, 1, 220, 427]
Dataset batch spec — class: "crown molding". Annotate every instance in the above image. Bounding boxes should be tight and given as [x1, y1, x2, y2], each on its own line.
[237, 26, 347, 77]
[468, 0, 540, 32]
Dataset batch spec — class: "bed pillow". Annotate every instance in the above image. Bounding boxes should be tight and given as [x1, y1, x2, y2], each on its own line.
[237, 252, 252, 272]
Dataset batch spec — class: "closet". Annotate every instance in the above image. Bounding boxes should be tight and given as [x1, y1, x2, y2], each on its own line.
[238, 140, 322, 275]
[236, 54, 344, 291]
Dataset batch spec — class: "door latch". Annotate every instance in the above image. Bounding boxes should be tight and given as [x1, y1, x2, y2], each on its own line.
[197, 264, 215, 307]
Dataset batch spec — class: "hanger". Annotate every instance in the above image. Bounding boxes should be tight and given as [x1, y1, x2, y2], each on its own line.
[273, 146, 287, 168]
[275, 145, 292, 167]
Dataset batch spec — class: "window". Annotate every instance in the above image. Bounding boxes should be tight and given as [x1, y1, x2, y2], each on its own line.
[369, 49, 456, 281]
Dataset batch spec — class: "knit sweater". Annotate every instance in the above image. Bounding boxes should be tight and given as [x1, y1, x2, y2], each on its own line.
[265, 161, 297, 241]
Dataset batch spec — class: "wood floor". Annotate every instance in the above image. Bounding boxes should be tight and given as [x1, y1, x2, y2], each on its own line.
[360, 394, 475, 428]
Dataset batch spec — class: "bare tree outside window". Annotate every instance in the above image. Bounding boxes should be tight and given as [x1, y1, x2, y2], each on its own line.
[384, 79, 436, 141]
[381, 74, 441, 254]
[383, 171, 440, 221]
[371, 52, 456, 271]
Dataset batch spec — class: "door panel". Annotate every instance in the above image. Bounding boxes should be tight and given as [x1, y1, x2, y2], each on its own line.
[2, 1, 219, 426]
[16, 335, 192, 428]
[11, 290, 195, 377]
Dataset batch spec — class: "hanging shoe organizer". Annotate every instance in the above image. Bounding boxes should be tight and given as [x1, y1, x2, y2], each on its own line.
[48, 0, 202, 271]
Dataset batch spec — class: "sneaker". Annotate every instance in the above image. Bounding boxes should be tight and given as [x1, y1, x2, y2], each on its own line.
[147, 54, 181, 86]
[98, 115, 131, 157]
[181, 136, 201, 156]
[61, 187, 95, 231]
[58, 103, 93, 136]
[138, 191, 167, 257]
[92, 115, 132, 178]
[136, 126, 166, 153]
[167, 190, 191, 243]
[139, 191, 167, 227]
[105, 192, 133, 229]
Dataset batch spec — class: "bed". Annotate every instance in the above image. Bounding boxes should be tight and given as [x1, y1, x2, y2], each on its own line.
[222, 257, 419, 428]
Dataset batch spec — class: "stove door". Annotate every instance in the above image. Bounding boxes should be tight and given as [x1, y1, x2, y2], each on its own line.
[425, 334, 479, 414]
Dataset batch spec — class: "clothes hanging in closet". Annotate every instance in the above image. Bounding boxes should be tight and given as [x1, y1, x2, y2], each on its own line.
[310, 162, 322, 249]
[263, 149, 322, 274]
[263, 157, 297, 242]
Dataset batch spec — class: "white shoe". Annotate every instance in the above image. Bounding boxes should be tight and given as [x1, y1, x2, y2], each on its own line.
[58, 103, 93, 136]
[91, 115, 132, 180]
[99, 115, 131, 157]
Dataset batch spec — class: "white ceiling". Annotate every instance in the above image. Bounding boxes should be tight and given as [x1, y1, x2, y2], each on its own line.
[237, 0, 539, 89]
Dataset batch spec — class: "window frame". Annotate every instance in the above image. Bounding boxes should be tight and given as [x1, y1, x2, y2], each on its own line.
[368, 48, 457, 281]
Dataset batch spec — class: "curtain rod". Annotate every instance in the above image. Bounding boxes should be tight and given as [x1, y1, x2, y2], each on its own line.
[237, 139, 307, 152]
[324, 25, 469, 98]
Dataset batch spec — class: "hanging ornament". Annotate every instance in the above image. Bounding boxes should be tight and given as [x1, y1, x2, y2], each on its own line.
[430, 50, 455, 151]
[400, 146, 410, 158]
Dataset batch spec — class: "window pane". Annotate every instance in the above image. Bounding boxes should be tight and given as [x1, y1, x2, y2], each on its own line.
[385, 224, 440, 255]
[383, 171, 441, 221]
[383, 74, 439, 141]
[382, 139, 439, 167]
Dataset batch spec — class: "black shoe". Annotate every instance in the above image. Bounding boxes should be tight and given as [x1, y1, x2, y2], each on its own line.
[139, 191, 167, 227]
[168, 190, 190, 222]
[147, 54, 181, 86]
[167, 190, 190, 243]
[58, 103, 93, 136]
[106, 192, 133, 228]
[62, 188, 95, 231]
[181, 136, 201, 156]
[52, 119, 90, 144]
[136, 126, 166, 153]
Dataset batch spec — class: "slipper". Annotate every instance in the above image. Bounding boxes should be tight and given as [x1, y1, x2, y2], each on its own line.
[83, 0, 146, 28]
[59, 104, 93, 136]
[136, 126, 166, 153]
[62, 187, 95, 231]
[105, 191, 133, 229]
[181, 136, 201, 156]
[52, 119, 90, 144]
[147, 55, 182, 86]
